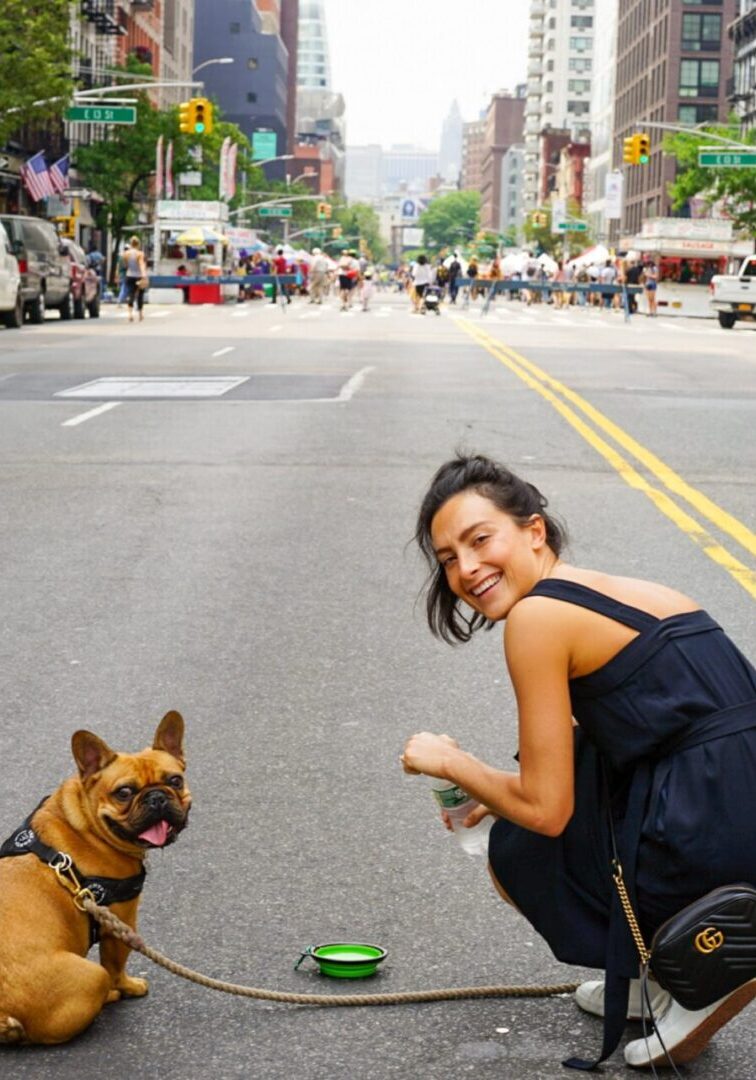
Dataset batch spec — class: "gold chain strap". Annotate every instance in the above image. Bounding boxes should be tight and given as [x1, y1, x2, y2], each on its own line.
[612, 860, 651, 966]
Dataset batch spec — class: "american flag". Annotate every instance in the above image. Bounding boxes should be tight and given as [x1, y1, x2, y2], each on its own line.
[20, 151, 54, 202]
[49, 154, 70, 195]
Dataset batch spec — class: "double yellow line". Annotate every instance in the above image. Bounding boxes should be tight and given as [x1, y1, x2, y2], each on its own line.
[456, 318, 756, 600]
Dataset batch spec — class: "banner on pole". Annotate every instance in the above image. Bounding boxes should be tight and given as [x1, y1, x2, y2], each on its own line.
[165, 141, 174, 200]
[155, 135, 164, 199]
[605, 171, 624, 220]
[219, 137, 231, 199]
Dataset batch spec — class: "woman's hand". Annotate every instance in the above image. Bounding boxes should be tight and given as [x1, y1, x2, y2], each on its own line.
[401, 731, 460, 778]
[441, 802, 495, 833]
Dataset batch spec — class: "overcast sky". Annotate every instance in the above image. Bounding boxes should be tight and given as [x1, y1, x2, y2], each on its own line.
[322, 0, 529, 149]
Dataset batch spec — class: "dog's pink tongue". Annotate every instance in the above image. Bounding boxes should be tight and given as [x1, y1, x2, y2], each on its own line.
[138, 820, 170, 847]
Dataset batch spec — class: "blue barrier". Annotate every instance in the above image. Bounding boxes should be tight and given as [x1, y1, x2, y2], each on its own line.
[148, 274, 298, 287]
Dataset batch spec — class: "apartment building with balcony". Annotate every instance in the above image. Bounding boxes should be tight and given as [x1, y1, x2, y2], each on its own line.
[585, 0, 618, 239]
[613, 0, 737, 237]
[522, 0, 594, 218]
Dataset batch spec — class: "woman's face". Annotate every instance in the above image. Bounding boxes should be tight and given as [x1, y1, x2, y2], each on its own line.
[430, 491, 547, 620]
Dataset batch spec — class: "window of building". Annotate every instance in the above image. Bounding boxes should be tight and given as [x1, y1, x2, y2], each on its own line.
[247, 57, 258, 70]
[569, 56, 592, 71]
[568, 100, 590, 115]
[679, 58, 720, 97]
[230, 21, 240, 33]
[678, 103, 719, 124]
[247, 92, 257, 103]
[569, 36, 591, 50]
[568, 78, 591, 92]
[570, 15, 593, 27]
[683, 0, 721, 5]
[681, 13, 721, 51]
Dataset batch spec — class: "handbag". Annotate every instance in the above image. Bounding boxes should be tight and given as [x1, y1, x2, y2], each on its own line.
[610, 830, 756, 1011]
[137, 275, 149, 290]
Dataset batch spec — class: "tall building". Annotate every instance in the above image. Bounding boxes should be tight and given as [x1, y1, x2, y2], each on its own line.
[479, 88, 526, 231]
[345, 144, 383, 201]
[460, 118, 486, 192]
[194, 0, 289, 175]
[613, 0, 737, 236]
[381, 145, 439, 195]
[500, 145, 525, 236]
[522, 0, 594, 216]
[729, 1, 756, 131]
[279, 0, 300, 153]
[585, 0, 619, 240]
[439, 100, 463, 183]
[296, 0, 345, 191]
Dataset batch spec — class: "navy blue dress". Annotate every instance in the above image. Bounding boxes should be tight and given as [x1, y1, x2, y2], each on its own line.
[488, 579, 756, 1065]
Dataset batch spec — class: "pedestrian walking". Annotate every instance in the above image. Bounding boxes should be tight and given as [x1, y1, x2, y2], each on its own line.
[309, 248, 329, 304]
[123, 236, 147, 323]
[410, 254, 433, 313]
[447, 253, 462, 305]
[599, 259, 617, 309]
[337, 250, 358, 311]
[642, 259, 659, 317]
[403, 452, 756, 1072]
[271, 247, 290, 305]
[625, 259, 643, 314]
[360, 265, 374, 311]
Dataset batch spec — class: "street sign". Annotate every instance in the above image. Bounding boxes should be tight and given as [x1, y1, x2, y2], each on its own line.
[252, 131, 277, 161]
[557, 221, 588, 232]
[258, 205, 292, 218]
[698, 150, 756, 168]
[66, 105, 136, 125]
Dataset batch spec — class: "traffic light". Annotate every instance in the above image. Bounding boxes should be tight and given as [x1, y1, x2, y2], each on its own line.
[53, 216, 75, 239]
[178, 100, 192, 134]
[317, 202, 332, 220]
[332, 225, 342, 238]
[637, 133, 650, 164]
[531, 211, 547, 228]
[623, 135, 639, 165]
[190, 98, 213, 135]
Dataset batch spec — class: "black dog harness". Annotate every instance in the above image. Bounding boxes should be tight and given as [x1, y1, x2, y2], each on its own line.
[0, 801, 146, 946]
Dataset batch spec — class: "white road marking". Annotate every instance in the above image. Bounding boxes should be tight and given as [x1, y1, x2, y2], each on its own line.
[337, 365, 374, 401]
[148, 310, 171, 318]
[212, 346, 235, 357]
[62, 401, 122, 427]
[269, 324, 282, 333]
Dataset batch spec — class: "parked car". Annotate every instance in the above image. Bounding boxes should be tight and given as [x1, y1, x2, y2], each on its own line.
[0, 225, 22, 329]
[0, 214, 72, 322]
[60, 239, 100, 319]
[710, 255, 756, 329]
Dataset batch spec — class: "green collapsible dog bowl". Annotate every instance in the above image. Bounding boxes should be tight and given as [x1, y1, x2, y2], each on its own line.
[298, 943, 388, 979]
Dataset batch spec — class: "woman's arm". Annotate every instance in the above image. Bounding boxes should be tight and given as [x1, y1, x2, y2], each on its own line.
[403, 598, 575, 836]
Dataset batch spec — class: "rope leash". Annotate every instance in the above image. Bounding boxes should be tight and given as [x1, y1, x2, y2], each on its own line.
[82, 897, 579, 1007]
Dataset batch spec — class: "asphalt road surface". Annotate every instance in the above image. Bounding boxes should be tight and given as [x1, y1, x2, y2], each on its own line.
[1, 291, 754, 1079]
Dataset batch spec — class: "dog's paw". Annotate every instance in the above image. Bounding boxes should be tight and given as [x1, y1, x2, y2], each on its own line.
[117, 975, 149, 998]
[0, 1015, 27, 1044]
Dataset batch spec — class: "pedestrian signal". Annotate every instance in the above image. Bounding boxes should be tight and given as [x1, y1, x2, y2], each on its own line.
[190, 98, 213, 135]
[637, 133, 650, 164]
[178, 100, 192, 134]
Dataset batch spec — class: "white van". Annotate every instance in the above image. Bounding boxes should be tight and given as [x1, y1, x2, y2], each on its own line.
[0, 227, 22, 328]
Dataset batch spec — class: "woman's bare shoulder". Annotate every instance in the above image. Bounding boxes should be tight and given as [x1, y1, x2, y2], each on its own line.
[547, 566, 701, 619]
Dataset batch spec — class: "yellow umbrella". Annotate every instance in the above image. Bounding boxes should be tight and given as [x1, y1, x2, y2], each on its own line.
[176, 226, 223, 245]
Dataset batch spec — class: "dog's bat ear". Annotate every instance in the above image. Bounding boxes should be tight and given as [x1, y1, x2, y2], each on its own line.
[72, 731, 117, 780]
[153, 710, 185, 765]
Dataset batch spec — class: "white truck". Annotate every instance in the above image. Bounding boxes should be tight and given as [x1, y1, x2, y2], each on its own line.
[710, 255, 756, 328]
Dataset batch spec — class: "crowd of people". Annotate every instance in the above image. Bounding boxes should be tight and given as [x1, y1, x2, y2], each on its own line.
[393, 249, 662, 316]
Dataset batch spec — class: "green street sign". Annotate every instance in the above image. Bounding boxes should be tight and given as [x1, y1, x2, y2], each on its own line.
[698, 150, 756, 168]
[252, 131, 277, 161]
[258, 205, 292, 218]
[66, 105, 136, 125]
[557, 221, 588, 232]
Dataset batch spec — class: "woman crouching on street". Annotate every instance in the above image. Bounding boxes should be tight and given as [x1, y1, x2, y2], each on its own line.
[402, 453, 756, 1071]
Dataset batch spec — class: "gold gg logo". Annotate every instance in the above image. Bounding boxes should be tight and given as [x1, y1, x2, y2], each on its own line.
[694, 927, 724, 954]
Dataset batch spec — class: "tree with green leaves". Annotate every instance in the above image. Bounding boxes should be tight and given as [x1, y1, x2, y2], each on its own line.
[663, 124, 756, 236]
[0, 0, 73, 147]
[522, 200, 593, 258]
[330, 201, 385, 261]
[417, 191, 480, 250]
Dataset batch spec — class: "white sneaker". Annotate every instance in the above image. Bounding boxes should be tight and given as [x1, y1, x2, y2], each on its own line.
[575, 978, 671, 1021]
[624, 979, 756, 1068]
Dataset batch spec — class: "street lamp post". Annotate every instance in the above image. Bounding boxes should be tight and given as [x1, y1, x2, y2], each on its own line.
[192, 57, 234, 76]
